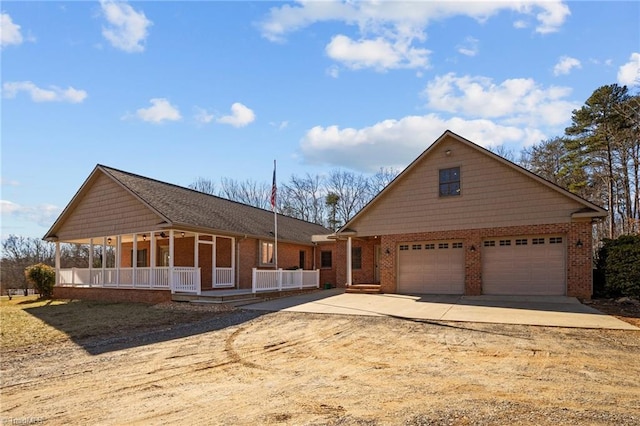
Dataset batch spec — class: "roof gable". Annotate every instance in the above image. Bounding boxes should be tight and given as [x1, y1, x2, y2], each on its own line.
[341, 130, 607, 236]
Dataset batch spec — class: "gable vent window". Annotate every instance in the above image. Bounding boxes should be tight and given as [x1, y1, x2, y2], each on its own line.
[550, 237, 563, 244]
[399, 245, 409, 251]
[499, 240, 511, 246]
[425, 243, 435, 250]
[439, 167, 461, 197]
[452, 242, 463, 249]
[412, 244, 422, 250]
[532, 238, 545, 245]
[438, 243, 449, 249]
[484, 240, 496, 247]
[516, 239, 528, 246]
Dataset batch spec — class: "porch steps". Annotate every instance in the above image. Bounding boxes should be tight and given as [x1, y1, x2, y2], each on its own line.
[345, 284, 382, 294]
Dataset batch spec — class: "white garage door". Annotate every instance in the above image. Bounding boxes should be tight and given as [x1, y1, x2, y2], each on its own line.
[482, 236, 566, 295]
[397, 241, 465, 294]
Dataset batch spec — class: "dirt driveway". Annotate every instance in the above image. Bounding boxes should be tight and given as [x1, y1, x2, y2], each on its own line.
[2, 308, 640, 425]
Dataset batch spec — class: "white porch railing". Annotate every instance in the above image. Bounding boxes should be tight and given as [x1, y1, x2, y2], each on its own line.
[57, 267, 200, 293]
[214, 267, 234, 288]
[251, 268, 319, 293]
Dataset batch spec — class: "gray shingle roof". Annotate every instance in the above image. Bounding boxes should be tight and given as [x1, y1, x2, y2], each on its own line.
[101, 165, 330, 245]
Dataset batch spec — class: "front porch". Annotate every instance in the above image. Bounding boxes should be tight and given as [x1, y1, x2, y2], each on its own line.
[53, 230, 236, 295]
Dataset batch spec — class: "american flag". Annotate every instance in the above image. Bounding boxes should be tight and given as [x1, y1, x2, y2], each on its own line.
[270, 160, 277, 210]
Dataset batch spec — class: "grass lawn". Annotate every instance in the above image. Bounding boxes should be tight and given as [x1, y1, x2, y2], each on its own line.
[0, 296, 217, 351]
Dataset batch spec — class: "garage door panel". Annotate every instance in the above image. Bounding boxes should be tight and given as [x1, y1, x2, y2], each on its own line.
[398, 241, 464, 294]
[482, 236, 565, 295]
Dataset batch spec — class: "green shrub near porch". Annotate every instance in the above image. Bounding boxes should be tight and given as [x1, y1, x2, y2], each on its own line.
[24, 263, 56, 298]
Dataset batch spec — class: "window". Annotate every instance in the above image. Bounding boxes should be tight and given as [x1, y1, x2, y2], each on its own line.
[439, 167, 461, 197]
[532, 238, 545, 245]
[425, 243, 435, 250]
[438, 243, 449, 249]
[452, 242, 463, 249]
[515, 239, 528, 246]
[499, 240, 511, 246]
[260, 241, 274, 265]
[130, 249, 147, 267]
[351, 247, 362, 270]
[484, 240, 496, 247]
[399, 244, 409, 251]
[550, 237, 563, 244]
[412, 244, 422, 250]
[320, 250, 332, 268]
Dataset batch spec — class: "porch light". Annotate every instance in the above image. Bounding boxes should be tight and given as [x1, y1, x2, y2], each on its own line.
[107, 238, 112, 245]
[181, 232, 185, 238]
[445, 149, 452, 156]
[142, 234, 147, 241]
[470, 245, 476, 252]
[385, 248, 390, 255]
[576, 239, 583, 248]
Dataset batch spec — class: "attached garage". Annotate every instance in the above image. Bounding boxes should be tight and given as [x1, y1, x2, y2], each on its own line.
[397, 241, 465, 294]
[482, 236, 566, 295]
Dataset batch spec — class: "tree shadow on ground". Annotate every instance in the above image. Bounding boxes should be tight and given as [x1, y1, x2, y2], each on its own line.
[22, 300, 264, 356]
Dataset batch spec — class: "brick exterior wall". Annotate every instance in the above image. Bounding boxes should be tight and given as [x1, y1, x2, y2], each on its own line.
[53, 286, 172, 304]
[335, 238, 380, 287]
[316, 243, 337, 288]
[236, 238, 318, 289]
[338, 221, 594, 298]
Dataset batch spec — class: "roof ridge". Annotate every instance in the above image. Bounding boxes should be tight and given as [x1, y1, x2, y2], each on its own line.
[97, 164, 330, 230]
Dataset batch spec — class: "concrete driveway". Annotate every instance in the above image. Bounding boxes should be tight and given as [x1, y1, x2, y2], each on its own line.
[244, 289, 639, 330]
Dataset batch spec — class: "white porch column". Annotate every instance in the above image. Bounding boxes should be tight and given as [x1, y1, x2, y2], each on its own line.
[212, 236, 217, 287]
[231, 237, 236, 286]
[55, 241, 61, 286]
[89, 238, 94, 286]
[346, 236, 353, 286]
[132, 233, 138, 287]
[169, 230, 175, 290]
[150, 231, 156, 286]
[101, 237, 106, 285]
[194, 233, 199, 292]
[116, 235, 121, 286]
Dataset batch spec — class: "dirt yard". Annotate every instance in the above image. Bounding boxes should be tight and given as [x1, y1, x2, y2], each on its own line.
[1, 300, 640, 425]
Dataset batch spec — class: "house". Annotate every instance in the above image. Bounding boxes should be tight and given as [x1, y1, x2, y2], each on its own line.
[44, 165, 335, 303]
[330, 130, 607, 299]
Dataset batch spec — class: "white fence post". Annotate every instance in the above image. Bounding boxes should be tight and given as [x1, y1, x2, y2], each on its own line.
[278, 269, 283, 291]
[252, 268, 257, 293]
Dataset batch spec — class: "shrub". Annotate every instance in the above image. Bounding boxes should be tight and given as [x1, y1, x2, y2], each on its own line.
[596, 235, 640, 298]
[24, 263, 56, 298]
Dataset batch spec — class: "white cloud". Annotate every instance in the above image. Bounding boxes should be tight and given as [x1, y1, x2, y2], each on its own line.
[457, 36, 479, 57]
[194, 107, 214, 124]
[2, 81, 88, 103]
[1, 200, 61, 227]
[300, 114, 543, 172]
[423, 73, 577, 128]
[217, 103, 255, 127]
[326, 34, 430, 70]
[100, 0, 152, 53]
[135, 98, 181, 123]
[553, 56, 581, 76]
[259, 1, 570, 71]
[1, 178, 20, 187]
[326, 65, 340, 78]
[618, 52, 640, 86]
[1, 13, 23, 47]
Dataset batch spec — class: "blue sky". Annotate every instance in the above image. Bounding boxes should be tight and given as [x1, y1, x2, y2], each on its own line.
[1, 1, 639, 239]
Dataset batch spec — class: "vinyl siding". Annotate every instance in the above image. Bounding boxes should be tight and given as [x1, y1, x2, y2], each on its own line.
[351, 136, 586, 236]
[55, 172, 163, 241]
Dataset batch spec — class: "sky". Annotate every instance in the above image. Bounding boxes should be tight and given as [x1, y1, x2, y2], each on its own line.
[1, 0, 639, 239]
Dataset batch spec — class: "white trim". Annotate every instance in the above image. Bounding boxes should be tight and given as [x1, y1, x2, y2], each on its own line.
[347, 236, 353, 286]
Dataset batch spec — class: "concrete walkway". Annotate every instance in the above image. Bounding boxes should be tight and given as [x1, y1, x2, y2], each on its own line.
[244, 289, 639, 330]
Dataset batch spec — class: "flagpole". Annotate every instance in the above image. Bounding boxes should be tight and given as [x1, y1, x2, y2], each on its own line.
[272, 160, 278, 271]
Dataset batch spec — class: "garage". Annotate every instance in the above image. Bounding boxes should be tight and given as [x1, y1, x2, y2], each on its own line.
[397, 241, 465, 294]
[482, 236, 566, 295]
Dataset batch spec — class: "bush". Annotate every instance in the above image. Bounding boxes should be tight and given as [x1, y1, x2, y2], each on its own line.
[24, 263, 56, 298]
[596, 235, 640, 298]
